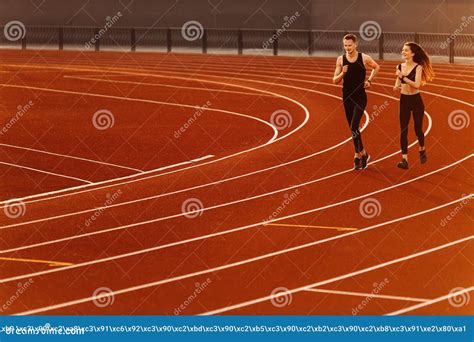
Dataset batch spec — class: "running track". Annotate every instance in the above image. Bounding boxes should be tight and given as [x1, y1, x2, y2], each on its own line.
[0, 50, 472, 315]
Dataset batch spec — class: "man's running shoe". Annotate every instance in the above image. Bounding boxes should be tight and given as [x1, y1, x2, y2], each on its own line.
[397, 159, 409, 169]
[419, 150, 427, 164]
[354, 157, 361, 170]
[361, 153, 370, 169]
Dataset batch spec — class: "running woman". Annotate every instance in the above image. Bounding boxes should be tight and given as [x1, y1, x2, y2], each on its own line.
[333, 33, 380, 170]
[393, 42, 434, 169]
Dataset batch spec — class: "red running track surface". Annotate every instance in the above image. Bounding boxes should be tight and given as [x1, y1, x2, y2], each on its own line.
[0, 50, 472, 315]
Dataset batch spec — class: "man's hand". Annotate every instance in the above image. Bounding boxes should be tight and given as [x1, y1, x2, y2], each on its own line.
[342, 65, 348, 74]
[364, 80, 371, 89]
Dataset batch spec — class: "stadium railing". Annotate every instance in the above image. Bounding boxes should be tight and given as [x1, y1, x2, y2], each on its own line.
[0, 26, 472, 63]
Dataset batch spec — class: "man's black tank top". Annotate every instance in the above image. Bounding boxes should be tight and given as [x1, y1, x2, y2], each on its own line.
[342, 52, 366, 99]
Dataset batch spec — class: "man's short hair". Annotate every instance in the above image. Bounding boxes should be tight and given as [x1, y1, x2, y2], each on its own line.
[343, 34, 357, 42]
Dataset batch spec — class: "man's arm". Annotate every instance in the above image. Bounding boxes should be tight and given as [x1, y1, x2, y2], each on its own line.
[363, 54, 380, 88]
[333, 56, 346, 84]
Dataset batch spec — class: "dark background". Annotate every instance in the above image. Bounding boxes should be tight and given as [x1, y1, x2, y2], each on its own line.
[1, 0, 473, 33]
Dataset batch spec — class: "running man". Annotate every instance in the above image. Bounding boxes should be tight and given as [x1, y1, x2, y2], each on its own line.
[333, 33, 380, 170]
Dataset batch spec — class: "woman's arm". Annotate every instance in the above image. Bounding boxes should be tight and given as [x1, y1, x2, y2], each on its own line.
[401, 65, 423, 89]
[393, 65, 401, 91]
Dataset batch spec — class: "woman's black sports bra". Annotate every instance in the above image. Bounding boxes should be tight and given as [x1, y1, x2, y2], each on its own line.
[398, 64, 418, 84]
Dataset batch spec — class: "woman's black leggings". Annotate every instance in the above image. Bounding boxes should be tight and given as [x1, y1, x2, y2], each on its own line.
[400, 93, 425, 154]
[343, 95, 367, 153]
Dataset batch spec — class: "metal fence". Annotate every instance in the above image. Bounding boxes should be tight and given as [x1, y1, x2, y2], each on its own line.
[1, 26, 472, 63]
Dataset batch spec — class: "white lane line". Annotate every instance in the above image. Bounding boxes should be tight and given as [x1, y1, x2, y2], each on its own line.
[63, 75, 277, 97]
[92, 62, 474, 108]
[0, 114, 436, 256]
[0, 83, 279, 145]
[303, 288, 429, 302]
[133, 60, 474, 91]
[84, 62, 472, 107]
[0, 64, 310, 206]
[65, 65, 474, 94]
[2, 61, 468, 213]
[61, 61, 474, 104]
[130, 56, 474, 74]
[0, 175, 469, 294]
[142, 67, 474, 107]
[6, 59, 470, 210]
[71, 68, 473, 94]
[77, 58, 474, 85]
[88, 64, 474, 107]
[200, 236, 473, 315]
[87, 57, 474, 91]
[0, 68, 430, 213]
[13, 224, 474, 315]
[0, 82, 280, 200]
[12, 54, 474, 77]
[0, 143, 143, 173]
[141, 154, 215, 172]
[0, 155, 214, 204]
[0, 94, 432, 234]
[0, 161, 92, 184]
[0, 106, 417, 250]
[9, 57, 474, 78]
[386, 287, 474, 315]
[0, 110, 371, 230]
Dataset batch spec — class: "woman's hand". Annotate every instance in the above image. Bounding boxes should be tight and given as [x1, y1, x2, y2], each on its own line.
[396, 70, 404, 78]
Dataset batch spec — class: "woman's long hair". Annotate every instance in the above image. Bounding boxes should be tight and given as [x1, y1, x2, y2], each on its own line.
[404, 42, 435, 84]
